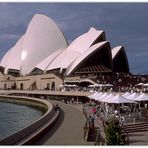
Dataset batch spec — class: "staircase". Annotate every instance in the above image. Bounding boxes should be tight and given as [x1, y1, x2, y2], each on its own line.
[122, 122, 148, 133]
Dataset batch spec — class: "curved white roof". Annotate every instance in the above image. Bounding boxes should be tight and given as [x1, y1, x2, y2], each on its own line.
[36, 48, 64, 71]
[60, 50, 80, 70]
[112, 46, 123, 59]
[111, 45, 129, 73]
[66, 41, 108, 75]
[0, 47, 12, 68]
[0, 14, 68, 75]
[35, 27, 105, 73]
[67, 27, 103, 54]
[7, 36, 24, 70]
[45, 48, 67, 71]
[60, 27, 104, 70]
[21, 14, 68, 75]
[0, 35, 24, 74]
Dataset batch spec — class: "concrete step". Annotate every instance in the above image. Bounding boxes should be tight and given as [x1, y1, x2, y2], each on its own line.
[122, 122, 148, 133]
[123, 127, 148, 133]
[124, 122, 148, 127]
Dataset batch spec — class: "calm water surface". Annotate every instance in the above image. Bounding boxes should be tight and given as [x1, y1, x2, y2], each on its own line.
[0, 101, 44, 140]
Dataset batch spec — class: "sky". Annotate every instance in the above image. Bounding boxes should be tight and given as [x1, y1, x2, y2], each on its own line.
[0, 3, 148, 74]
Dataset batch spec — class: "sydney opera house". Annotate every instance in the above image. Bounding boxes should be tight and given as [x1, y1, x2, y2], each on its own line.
[0, 14, 131, 90]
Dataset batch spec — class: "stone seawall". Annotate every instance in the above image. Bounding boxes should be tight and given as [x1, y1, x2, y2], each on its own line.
[0, 95, 59, 145]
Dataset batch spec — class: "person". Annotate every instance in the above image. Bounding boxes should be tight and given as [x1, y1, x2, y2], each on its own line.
[145, 103, 147, 109]
[90, 115, 95, 128]
[87, 115, 92, 128]
[87, 115, 94, 129]
[92, 108, 97, 115]
[71, 98, 74, 104]
[120, 114, 125, 126]
[55, 104, 59, 111]
[114, 109, 118, 115]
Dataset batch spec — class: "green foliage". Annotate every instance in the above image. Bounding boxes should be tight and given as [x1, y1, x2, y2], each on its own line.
[105, 117, 125, 145]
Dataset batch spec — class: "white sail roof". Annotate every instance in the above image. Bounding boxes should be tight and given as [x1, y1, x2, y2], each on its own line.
[112, 46, 122, 59]
[48, 49, 80, 72]
[21, 14, 68, 75]
[65, 41, 108, 75]
[0, 35, 24, 74]
[45, 49, 68, 71]
[36, 48, 64, 71]
[0, 14, 68, 75]
[60, 27, 104, 70]
[0, 48, 12, 68]
[35, 27, 105, 73]
[67, 27, 103, 54]
[6, 36, 24, 70]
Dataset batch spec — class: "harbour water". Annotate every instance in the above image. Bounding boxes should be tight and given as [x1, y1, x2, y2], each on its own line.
[0, 101, 44, 140]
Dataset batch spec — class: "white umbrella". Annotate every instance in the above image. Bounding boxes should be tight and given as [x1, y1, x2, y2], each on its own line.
[103, 93, 116, 102]
[144, 83, 148, 87]
[134, 93, 148, 101]
[122, 92, 132, 97]
[126, 92, 140, 100]
[93, 92, 104, 101]
[88, 84, 94, 87]
[88, 92, 98, 99]
[88, 92, 104, 100]
[72, 84, 78, 87]
[136, 82, 144, 86]
[97, 93, 109, 101]
[63, 84, 69, 87]
[97, 84, 106, 87]
[106, 94, 136, 104]
[95, 92, 104, 97]
[88, 84, 99, 87]
[104, 84, 113, 87]
[94, 84, 99, 87]
[105, 93, 115, 99]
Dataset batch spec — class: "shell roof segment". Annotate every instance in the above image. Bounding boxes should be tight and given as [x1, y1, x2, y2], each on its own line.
[36, 48, 64, 71]
[112, 46, 123, 59]
[0, 14, 68, 75]
[21, 14, 68, 75]
[67, 27, 104, 54]
[66, 41, 109, 75]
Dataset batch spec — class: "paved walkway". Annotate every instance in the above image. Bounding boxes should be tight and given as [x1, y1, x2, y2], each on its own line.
[35, 100, 88, 145]
[129, 132, 148, 145]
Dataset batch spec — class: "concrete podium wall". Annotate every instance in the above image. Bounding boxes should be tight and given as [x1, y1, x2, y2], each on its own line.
[0, 95, 59, 145]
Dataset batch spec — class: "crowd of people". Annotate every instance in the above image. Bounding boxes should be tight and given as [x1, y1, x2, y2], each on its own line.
[83, 99, 148, 130]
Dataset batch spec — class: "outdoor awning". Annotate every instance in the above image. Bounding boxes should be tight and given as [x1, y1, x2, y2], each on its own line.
[126, 92, 140, 100]
[122, 92, 132, 97]
[106, 94, 136, 104]
[97, 93, 109, 101]
[136, 82, 144, 86]
[88, 92, 98, 99]
[134, 93, 148, 101]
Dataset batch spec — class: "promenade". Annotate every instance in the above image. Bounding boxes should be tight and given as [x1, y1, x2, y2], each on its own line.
[35, 100, 89, 145]
[129, 132, 148, 145]
[0, 90, 92, 97]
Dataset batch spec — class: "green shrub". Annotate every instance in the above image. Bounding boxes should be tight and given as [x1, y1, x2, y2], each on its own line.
[105, 117, 125, 145]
